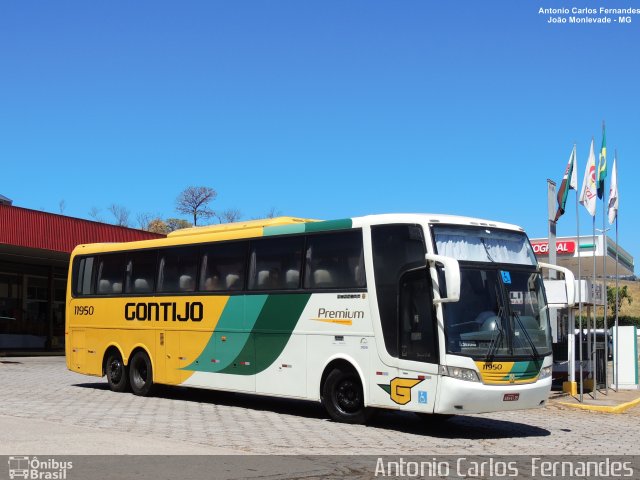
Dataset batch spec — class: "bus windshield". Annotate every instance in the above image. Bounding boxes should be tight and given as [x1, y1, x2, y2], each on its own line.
[433, 226, 551, 359]
[433, 226, 536, 265]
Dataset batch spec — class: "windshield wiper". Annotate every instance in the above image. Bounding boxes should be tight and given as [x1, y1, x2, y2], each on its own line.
[485, 284, 505, 361]
[480, 238, 495, 263]
[485, 310, 505, 361]
[512, 311, 539, 359]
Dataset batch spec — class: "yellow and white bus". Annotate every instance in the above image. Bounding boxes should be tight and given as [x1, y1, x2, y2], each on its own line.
[66, 214, 573, 423]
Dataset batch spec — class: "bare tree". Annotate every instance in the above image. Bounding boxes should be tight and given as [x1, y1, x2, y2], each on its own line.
[265, 207, 282, 219]
[176, 186, 217, 226]
[136, 212, 156, 231]
[58, 199, 66, 214]
[216, 208, 242, 224]
[88, 207, 104, 223]
[108, 204, 130, 227]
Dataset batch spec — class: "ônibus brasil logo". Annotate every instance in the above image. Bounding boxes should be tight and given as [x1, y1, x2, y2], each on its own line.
[8, 456, 73, 480]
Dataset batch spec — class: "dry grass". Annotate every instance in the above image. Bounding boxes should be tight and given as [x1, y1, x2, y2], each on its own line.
[616, 279, 640, 318]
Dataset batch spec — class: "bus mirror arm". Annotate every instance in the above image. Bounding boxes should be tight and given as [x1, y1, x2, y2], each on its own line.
[538, 262, 576, 307]
[425, 253, 460, 304]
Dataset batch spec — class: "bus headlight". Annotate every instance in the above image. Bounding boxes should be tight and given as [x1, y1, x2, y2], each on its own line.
[539, 366, 552, 379]
[439, 365, 480, 382]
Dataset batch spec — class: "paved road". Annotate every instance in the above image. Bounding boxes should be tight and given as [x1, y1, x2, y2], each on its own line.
[1, 357, 639, 456]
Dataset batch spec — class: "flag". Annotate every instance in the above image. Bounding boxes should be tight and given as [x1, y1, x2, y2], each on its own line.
[608, 155, 618, 224]
[579, 139, 597, 216]
[597, 122, 607, 199]
[554, 145, 578, 222]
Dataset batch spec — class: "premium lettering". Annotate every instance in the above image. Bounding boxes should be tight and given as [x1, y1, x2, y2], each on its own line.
[317, 308, 364, 320]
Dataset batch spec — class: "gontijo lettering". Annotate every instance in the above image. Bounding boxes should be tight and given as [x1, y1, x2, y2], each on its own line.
[125, 302, 203, 322]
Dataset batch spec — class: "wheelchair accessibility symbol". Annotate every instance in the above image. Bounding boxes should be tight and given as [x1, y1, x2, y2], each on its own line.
[418, 391, 428, 404]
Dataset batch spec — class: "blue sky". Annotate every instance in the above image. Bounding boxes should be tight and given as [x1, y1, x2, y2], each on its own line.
[1, 1, 638, 270]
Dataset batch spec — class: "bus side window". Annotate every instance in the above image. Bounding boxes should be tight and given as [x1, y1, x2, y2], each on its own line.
[304, 231, 365, 290]
[248, 237, 303, 291]
[157, 247, 198, 293]
[125, 251, 157, 294]
[96, 254, 126, 295]
[199, 242, 247, 292]
[74, 256, 95, 296]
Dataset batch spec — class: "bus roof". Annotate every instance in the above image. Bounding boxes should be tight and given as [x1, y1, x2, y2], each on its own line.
[167, 216, 319, 237]
[70, 213, 525, 256]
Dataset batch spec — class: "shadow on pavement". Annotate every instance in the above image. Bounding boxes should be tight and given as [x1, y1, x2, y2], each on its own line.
[368, 409, 551, 439]
[73, 382, 550, 439]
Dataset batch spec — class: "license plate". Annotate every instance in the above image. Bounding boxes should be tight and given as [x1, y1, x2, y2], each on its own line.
[503, 393, 519, 402]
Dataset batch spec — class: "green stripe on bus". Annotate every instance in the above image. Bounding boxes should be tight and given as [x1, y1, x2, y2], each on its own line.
[304, 219, 352, 233]
[183, 295, 268, 372]
[263, 224, 307, 236]
[500, 360, 540, 381]
[264, 219, 353, 236]
[219, 293, 311, 375]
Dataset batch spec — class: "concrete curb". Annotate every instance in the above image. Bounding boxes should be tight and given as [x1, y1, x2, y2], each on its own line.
[558, 395, 640, 414]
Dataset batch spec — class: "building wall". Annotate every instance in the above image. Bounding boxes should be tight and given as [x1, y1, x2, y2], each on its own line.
[0, 204, 165, 352]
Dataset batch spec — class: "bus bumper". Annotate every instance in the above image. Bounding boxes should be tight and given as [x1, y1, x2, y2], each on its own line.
[434, 376, 552, 414]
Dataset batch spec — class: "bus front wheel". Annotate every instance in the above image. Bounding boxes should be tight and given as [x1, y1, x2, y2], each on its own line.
[129, 351, 154, 396]
[322, 367, 370, 424]
[105, 351, 129, 393]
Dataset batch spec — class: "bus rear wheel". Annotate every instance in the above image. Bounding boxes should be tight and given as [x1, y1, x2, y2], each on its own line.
[129, 351, 154, 396]
[322, 367, 370, 424]
[105, 351, 129, 393]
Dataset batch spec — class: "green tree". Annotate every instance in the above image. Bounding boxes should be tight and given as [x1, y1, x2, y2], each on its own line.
[166, 218, 193, 232]
[147, 218, 171, 234]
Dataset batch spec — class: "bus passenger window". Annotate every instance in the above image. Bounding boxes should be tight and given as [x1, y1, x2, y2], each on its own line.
[157, 248, 198, 293]
[248, 237, 303, 290]
[96, 254, 126, 295]
[199, 242, 247, 292]
[125, 251, 157, 294]
[74, 257, 95, 296]
[304, 231, 365, 290]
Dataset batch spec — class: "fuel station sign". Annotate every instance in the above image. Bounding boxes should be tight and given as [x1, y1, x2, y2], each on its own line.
[531, 240, 576, 255]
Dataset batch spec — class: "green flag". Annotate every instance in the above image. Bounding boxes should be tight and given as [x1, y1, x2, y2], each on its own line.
[597, 122, 607, 199]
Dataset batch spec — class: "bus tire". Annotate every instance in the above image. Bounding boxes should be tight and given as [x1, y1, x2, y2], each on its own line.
[105, 350, 129, 393]
[129, 350, 154, 397]
[321, 367, 370, 424]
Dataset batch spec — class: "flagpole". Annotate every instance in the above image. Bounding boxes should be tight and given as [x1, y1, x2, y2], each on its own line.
[615, 214, 619, 391]
[602, 189, 608, 395]
[575, 144, 584, 402]
[601, 121, 608, 395]
[614, 149, 619, 392]
[592, 215, 597, 398]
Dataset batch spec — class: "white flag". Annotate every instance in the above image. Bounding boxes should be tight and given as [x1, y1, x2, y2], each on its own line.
[608, 156, 618, 224]
[569, 145, 578, 190]
[579, 139, 597, 216]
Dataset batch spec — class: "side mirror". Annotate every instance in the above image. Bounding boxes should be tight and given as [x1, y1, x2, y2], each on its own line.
[538, 262, 576, 307]
[425, 253, 460, 303]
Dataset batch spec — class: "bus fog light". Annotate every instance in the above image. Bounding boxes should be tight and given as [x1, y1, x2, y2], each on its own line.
[440, 365, 479, 382]
[539, 366, 552, 379]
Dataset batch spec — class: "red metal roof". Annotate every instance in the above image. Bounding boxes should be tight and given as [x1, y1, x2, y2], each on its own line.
[0, 204, 165, 254]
